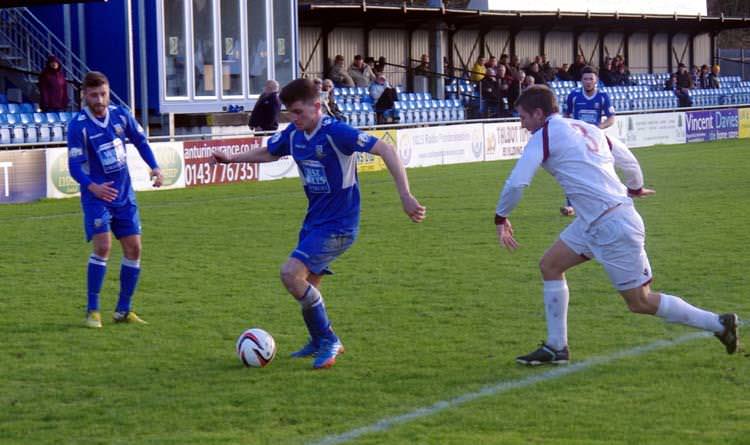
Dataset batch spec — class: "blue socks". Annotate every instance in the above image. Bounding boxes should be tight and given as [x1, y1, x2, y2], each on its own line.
[87, 254, 108, 311]
[116, 257, 141, 313]
[299, 285, 335, 341]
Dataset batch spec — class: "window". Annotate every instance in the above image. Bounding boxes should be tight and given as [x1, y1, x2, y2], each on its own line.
[192, 0, 215, 96]
[247, 0, 268, 95]
[220, 0, 242, 96]
[273, 0, 294, 86]
[164, 0, 187, 97]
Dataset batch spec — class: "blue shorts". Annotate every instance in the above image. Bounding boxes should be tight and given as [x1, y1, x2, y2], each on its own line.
[290, 228, 358, 275]
[82, 200, 141, 242]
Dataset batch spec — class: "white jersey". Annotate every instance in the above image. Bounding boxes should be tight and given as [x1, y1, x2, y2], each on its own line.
[496, 114, 644, 228]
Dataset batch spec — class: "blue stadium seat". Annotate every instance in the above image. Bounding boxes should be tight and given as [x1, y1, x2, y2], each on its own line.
[7, 103, 20, 114]
[59, 112, 74, 123]
[0, 103, 7, 114]
[0, 93, 7, 104]
[20, 103, 35, 114]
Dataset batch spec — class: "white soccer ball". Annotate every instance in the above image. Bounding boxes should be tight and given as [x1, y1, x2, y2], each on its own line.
[236, 328, 277, 368]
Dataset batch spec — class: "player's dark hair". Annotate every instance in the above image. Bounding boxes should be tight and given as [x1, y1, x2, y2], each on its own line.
[581, 65, 598, 76]
[83, 71, 109, 89]
[514, 85, 559, 117]
[279, 78, 319, 107]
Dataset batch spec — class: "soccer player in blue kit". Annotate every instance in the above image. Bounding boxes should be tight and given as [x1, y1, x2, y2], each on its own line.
[212, 79, 426, 369]
[67, 72, 163, 328]
[560, 66, 616, 216]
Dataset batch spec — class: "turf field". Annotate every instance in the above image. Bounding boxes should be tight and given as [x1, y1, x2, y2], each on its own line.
[1, 139, 748, 444]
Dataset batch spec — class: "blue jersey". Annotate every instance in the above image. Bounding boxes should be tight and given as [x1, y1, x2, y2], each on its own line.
[565, 89, 615, 126]
[267, 116, 377, 231]
[67, 105, 158, 207]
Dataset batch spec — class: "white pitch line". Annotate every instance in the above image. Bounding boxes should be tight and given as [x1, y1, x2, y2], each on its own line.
[308, 331, 712, 445]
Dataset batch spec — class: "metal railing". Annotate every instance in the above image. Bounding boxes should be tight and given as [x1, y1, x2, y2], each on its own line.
[0, 7, 128, 109]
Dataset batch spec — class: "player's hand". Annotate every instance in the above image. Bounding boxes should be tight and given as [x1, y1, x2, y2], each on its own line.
[629, 187, 656, 198]
[211, 150, 231, 164]
[401, 194, 426, 223]
[151, 168, 164, 188]
[496, 219, 519, 251]
[88, 181, 118, 203]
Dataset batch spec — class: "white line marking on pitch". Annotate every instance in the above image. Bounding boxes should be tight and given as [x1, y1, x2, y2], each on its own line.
[307, 332, 712, 445]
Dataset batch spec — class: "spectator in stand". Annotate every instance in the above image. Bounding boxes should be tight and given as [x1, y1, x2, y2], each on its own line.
[556, 63, 573, 81]
[480, 68, 501, 118]
[470, 56, 486, 82]
[349, 55, 376, 88]
[508, 54, 521, 77]
[675, 63, 694, 107]
[698, 64, 710, 89]
[521, 72, 535, 90]
[599, 57, 614, 86]
[496, 64, 512, 116]
[364, 56, 376, 73]
[499, 54, 510, 73]
[508, 69, 525, 108]
[370, 73, 397, 123]
[540, 55, 556, 83]
[613, 64, 632, 86]
[414, 54, 431, 77]
[567, 54, 587, 81]
[690, 65, 700, 87]
[248, 80, 281, 131]
[485, 55, 499, 72]
[526, 62, 546, 86]
[328, 55, 355, 88]
[39, 55, 69, 112]
[322, 78, 345, 121]
[664, 73, 678, 91]
[708, 64, 721, 89]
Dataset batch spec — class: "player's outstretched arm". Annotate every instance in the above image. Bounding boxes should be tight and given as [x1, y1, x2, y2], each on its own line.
[211, 147, 280, 164]
[370, 140, 426, 223]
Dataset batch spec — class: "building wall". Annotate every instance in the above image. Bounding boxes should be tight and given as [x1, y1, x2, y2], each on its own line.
[369, 29, 408, 86]
[514, 30, 539, 66]
[628, 33, 649, 73]
[299, 26, 323, 79]
[671, 33, 691, 67]
[693, 33, 711, 68]
[544, 31, 574, 68]
[653, 33, 669, 72]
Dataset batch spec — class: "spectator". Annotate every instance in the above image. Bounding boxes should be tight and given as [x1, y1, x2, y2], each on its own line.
[508, 69, 525, 108]
[698, 64, 710, 89]
[328, 55, 354, 87]
[470, 56, 486, 82]
[414, 54, 431, 77]
[349, 54, 376, 88]
[675, 63, 693, 107]
[485, 55, 498, 71]
[708, 64, 721, 89]
[540, 54, 556, 83]
[521, 72, 535, 90]
[370, 73, 397, 122]
[499, 54, 510, 73]
[599, 57, 614, 86]
[38, 55, 69, 112]
[567, 54, 586, 81]
[248, 80, 281, 131]
[508, 54, 521, 77]
[690, 65, 700, 87]
[364, 56, 376, 73]
[614, 64, 631, 86]
[480, 68, 501, 118]
[321, 78, 345, 121]
[526, 62, 546, 86]
[556, 64, 572, 81]
[496, 63, 512, 115]
[664, 73, 678, 91]
[375, 56, 387, 75]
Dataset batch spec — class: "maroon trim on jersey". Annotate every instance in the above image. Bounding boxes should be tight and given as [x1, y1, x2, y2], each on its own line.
[580, 253, 591, 261]
[495, 214, 507, 225]
[642, 278, 653, 287]
[606, 136, 613, 151]
[628, 187, 643, 196]
[542, 121, 550, 162]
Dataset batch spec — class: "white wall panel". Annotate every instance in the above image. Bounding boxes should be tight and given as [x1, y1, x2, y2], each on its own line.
[693, 33, 711, 68]
[628, 33, 649, 73]
[299, 27, 323, 79]
[653, 33, 669, 72]
[514, 30, 540, 66]
[545, 31, 574, 68]
[369, 29, 408, 86]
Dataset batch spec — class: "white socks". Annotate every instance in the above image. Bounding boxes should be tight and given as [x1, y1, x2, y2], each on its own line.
[656, 293, 723, 333]
[544, 280, 570, 350]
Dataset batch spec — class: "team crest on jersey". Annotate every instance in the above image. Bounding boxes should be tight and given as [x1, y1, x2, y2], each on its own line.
[69, 147, 83, 157]
[94, 218, 103, 228]
[315, 145, 326, 159]
[321, 116, 332, 126]
[113, 123, 125, 136]
[270, 132, 282, 143]
[356, 132, 370, 148]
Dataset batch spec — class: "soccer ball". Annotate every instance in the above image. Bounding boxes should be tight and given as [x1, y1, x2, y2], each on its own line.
[236, 328, 277, 368]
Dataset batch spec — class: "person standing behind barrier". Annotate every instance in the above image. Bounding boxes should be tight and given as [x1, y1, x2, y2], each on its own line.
[248, 80, 281, 132]
[38, 55, 69, 112]
[708, 65, 721, 89]
[675, 63, 694, 107]
[349, 55, 376, 88]
[67, 71, 163, 329]
[470, 56, 486, 83]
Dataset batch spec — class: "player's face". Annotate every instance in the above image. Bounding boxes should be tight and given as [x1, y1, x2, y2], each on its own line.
[517, 106, 545, 133]
[287, 99, 322, 132]
[582, 73, 597, 92]
[84, 84, 110, 117]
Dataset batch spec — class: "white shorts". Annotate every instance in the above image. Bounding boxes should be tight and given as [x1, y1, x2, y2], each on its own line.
[560, 203, 653, 291]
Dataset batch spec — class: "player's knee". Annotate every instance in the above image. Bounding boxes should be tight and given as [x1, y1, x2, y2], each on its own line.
[624, 296, 652, 314]
[93, 244, 110, 258]
[279, 262, 299, 288]
[539, 256, 560, 278]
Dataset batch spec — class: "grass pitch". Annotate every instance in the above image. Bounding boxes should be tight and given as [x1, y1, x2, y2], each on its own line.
[1, 139, 748, 444]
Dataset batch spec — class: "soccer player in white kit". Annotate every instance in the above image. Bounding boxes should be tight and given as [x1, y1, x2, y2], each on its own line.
[495, 85, 739, 365]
